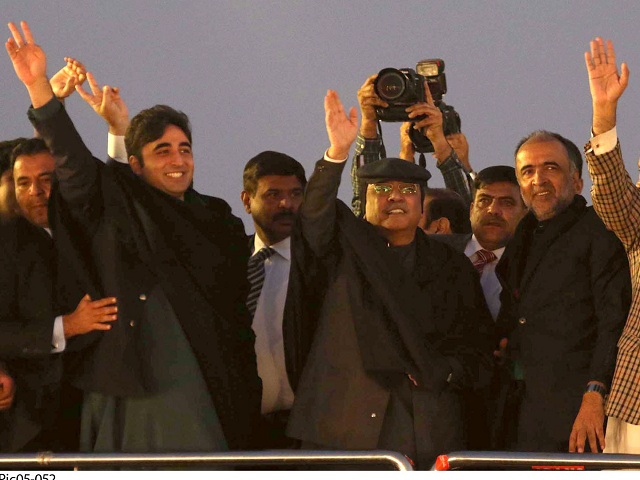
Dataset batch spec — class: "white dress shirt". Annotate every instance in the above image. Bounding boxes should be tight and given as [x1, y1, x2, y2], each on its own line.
[251, 234, 295, 414]
[42, 228, 65, 352]
[464, 234, 505, 321]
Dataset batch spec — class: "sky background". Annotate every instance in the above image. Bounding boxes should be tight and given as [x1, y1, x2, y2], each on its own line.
[3, 1, 640, 232]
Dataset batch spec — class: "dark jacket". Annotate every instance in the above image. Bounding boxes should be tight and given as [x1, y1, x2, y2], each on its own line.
[0, 217, 61, 451]
[495, 195, 631, 452]
[284, 159, 494, 468]
[28, 98, 261, 450]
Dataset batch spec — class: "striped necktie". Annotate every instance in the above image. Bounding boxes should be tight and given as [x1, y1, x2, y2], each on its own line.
[246, 247, 276, 318]
[472, 249, 497, 275]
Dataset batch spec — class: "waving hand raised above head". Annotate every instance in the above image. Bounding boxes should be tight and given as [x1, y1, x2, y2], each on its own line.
[5, 21, 54, 107]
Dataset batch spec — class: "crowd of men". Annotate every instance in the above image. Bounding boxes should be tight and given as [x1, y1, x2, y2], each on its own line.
[1, 20, 640, 469]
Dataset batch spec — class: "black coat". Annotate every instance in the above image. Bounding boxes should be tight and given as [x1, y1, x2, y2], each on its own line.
[0, 217, 60, 451]
[29, 98, 261, 450]
[495, 195, 631, 452]
[284, 159, 494, 468]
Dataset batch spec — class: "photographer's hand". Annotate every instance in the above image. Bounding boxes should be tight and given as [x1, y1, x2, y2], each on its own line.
[325, 90, 358, 160]
[585, 37, 629, 135]
[406, 82, 452, 164]
[357, 74, 387, 139]
[399, 122, 415, 162]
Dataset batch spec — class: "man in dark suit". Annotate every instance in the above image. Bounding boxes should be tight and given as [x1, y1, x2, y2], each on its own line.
[495, 129, 631, 453]
[0, 202, 63, 452]
[7, 21, 261, 453]
[240, 151, 306, 448]
[0, 138, 117, 452]
[283, 90, 494, 469]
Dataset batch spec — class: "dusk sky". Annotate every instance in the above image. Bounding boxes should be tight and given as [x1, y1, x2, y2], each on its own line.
[3, 1, 640, 232]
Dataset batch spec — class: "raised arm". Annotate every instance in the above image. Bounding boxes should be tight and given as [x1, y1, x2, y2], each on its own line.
[7, 22, 102, 219]
[350, 75, 386, 215]
[446, 132, 472, 173]
[585, 37, 640, 248]
[5, 21, 54, 108]
[301, 90, 357, 255]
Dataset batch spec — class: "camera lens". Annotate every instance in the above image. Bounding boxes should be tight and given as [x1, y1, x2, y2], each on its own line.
[375, 69, 407, 102]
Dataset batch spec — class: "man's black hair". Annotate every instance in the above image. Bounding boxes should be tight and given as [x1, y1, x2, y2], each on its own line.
[0, 137, 28, 175]
[125, 105, 192, 167]
[474, 165, 519, 191]
[243, 151, 307, 194]
[10, 137, 49, 169]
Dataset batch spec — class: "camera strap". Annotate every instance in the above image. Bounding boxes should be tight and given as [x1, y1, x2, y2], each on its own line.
[418, 153, 427, 169]
[377, 120, 387, 159]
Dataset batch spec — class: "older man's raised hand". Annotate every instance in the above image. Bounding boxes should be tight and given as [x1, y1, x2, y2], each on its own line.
[325, 89, 358, 160]
[585, 37, 630, 135]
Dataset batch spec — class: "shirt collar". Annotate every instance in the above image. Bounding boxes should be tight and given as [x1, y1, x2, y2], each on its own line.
[253, 234, 291, 261]
[466, 234, 505, 260]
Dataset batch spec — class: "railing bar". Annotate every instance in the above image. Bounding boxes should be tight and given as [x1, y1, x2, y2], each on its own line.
[0, 450, 413, 471]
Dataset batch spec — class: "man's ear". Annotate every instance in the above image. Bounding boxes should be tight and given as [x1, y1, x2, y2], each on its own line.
[241, 191, 252, 214]
[433, 217, 451, 235]
[129, 155, 142, 175]
[574, 173, 584, 194]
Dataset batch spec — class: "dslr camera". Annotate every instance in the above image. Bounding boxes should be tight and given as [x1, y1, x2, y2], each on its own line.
[373, 59, 461, 153]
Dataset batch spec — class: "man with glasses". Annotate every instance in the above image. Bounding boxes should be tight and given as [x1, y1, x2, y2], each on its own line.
[283, 90, 494, 469]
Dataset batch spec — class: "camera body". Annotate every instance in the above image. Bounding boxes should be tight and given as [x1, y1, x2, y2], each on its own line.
[374, 59, 461, 153]
[374, 67, 426, 122]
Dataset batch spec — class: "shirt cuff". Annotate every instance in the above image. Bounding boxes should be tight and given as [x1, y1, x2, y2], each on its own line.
[108, 133, 128, 163]
[324, 149, 348, 163]
[51, 315, 66, 353]
[589, 127, 617, 155]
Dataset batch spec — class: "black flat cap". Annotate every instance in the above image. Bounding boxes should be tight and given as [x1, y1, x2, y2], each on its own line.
[356, 158, 431, 184]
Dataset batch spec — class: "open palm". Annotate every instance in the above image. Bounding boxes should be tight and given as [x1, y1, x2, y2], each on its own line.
[585, 38, 629, 105]
[5, 21, 47, 87]
[325, 89, 358, 158]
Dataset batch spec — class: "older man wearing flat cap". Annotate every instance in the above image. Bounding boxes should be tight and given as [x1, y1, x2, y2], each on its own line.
[282, 90, 494, 469]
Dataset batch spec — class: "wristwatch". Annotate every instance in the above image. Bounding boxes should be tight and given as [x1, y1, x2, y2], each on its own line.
[585, 383, 607, 398]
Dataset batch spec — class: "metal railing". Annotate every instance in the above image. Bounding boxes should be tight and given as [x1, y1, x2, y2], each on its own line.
[0, 450, 413, 471]
[431, 450, 640, 470]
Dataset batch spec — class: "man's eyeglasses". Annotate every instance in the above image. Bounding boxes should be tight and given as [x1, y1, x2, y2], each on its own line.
[371, 183, 419, 196]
